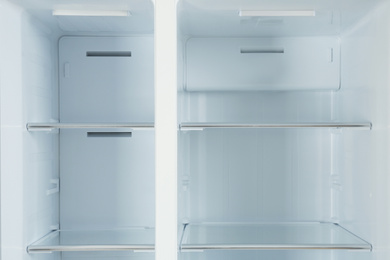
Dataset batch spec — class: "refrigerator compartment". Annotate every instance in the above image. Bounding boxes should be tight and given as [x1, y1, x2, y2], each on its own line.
[27, 228, 155, 253]
[185, 37, 340, 91]
[180, 122, 372, 131]
[180, 223, 372, 251]
[26, 123, 154, 131]
[1, 1, 156, 260]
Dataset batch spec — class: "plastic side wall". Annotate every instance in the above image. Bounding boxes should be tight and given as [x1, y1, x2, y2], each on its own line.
[0, 1, 59, 260]
[336, 2, 390, 259]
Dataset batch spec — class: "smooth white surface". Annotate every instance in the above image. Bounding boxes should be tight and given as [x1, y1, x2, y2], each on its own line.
[180, 250, 335, 260]
[238, 10, 316, 17]
[59, 37, 154, 123]
[155, 1, 178, 260]
[60, 129, 155, 229]
[62, 251, 154, 260]
[1, 2, 59, 260]
[185, 37, 340, 91]
[52, 9, 130, 17]
[336, 2, 390, 259]
[181, 128, 332, 223]
[59, 37, 155, 230]
[23, 8, 60, 260]
[178, 91, 335, 123]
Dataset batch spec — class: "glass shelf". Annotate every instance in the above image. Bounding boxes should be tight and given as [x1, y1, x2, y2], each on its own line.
[180, 122, 372, 131]
[26, 123, 154, 131]
[27, 228, 155, 253]
[180, 222, 372, 251]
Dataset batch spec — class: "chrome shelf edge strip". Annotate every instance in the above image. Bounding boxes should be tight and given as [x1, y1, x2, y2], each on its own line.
[181, 244, 372, 250]
[26, 123, 155, 131]
[180, 122, 372, 130]
[27, 244, 155, 253]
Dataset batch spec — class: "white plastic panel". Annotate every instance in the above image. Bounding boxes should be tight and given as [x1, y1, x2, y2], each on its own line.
[1, 2, 59, 260]
[55, 15, 153, 34]
[179, 250, 334, 260]
[181, 128, 332, 223]
[61, 251, 155, 260]
[59, 36, 154, 122]
[62, 251, 154, 260]
[179, 91, 335, 123]
[60, 129, 155, 229]
[177, 0, 382, 38]
[185, 37, 340, 91]
[178, 8, 340, 38]
[59, 36, 155, 230]
[22, 13, 60, 251]
[336, 2, 390, 260]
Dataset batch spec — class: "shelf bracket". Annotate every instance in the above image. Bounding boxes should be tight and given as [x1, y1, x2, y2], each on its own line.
[46, 179, 59, 195]
[49, 224, 59, 231]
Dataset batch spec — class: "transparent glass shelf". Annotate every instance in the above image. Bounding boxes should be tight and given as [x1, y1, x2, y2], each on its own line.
[180, 122, 372, 131]
[180, 223, 372, 251]
[27, 228, 155, 253]
[26, 122, 154, 131]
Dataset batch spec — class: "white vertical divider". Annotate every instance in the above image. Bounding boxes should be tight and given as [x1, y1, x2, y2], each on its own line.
[155, 1, 178, 260]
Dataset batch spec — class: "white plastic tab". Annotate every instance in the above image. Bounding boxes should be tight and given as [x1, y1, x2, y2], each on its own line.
[328, 48, 334, 63]
[182, 175, 190, 191]
[64, 62, 70, 78]
[46, 179, 59, 195]
[331, 175, 343, 191]
[50, 224, 59, 231]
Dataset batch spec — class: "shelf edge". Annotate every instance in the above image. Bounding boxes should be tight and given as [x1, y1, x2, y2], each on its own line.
[26, 123, 155, 132]
[181, 244, 372, 251]
[180, 122, 372, 130]
[27, 244, 155, 253]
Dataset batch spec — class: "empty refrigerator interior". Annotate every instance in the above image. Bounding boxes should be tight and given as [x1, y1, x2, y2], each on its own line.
[177, 0, 390, 259]
[0, 0, 155, 259]
[2, 0, 390, 260]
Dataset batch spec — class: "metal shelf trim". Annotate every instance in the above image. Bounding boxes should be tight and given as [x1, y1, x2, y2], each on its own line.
[180, 222, 372, 252]
[26, 123, 154, 131]
[27, 229, 155, 254]
[28, 245, 155, 253]
[180, 122, 372, 130]
[181, 244, 372, 251]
